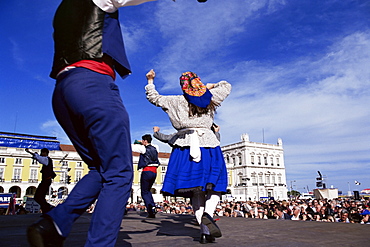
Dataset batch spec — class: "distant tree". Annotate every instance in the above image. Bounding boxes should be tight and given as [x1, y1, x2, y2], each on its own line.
[287, 190, 301, 198]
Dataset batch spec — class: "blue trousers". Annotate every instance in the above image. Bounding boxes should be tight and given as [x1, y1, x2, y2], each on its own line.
[140, 171, 156, 215]
[48, 68, 133, 247]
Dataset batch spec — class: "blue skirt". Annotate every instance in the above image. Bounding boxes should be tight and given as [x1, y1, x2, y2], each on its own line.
[162, 146, 228, 197]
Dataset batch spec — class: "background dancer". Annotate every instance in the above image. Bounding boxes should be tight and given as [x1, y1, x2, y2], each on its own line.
[132, 134, 160, 218]
[25, 148, 56, 214]
[145, 69, 231, 244]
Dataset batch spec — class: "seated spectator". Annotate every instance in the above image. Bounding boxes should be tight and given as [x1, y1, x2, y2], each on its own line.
[262, 208, 269, 219]
[266, 202, 277, 219]
[250, 202, 258, 218]
[305, 206, 315, 220]
[232, 203, 244, 217]
[313, 212, 322, 221]
[241, 202, 250, 218]
[257, 204, 265, 219]
[349, 211, 362, 223]
[318, 205, 335, 222]
[336, 209, 350, 223]
[274, 205, 291, 220]
[224, 203, 232, 217]
[185, 204, 193, 214]
[291, 206, 301, 220]
[215, 206, 224, 216]
[360, 210, 370, 224]
[179, 206, 188, 214]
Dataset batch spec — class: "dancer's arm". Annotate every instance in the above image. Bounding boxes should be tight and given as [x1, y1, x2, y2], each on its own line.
[153, 126, 175, 143]
[93, 0, 156, 13]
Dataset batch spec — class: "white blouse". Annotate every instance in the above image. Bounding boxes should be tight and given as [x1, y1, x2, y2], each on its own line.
[145, 80, 231, 148]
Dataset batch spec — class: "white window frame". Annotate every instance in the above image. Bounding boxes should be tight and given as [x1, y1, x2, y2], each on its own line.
[30, 169, 38, 180]
[13, 168, 21, 179]
[76, 171, 82, 181]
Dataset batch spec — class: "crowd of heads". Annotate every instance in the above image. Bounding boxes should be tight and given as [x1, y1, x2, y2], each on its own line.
[126, 201, 194, 215]
[126, 197, 370, 224]
[212, 197, 370, 224]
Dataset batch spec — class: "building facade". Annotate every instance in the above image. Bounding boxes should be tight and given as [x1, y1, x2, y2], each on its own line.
[222, 133, 288, 201]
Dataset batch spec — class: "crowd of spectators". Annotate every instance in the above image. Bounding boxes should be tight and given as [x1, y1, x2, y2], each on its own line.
[211, 198, 370, 224]
[6, 196, 370, 224]
[126, 197, 370, 224]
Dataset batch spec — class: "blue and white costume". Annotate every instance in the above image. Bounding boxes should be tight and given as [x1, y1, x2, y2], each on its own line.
[48, 1, 154, 246]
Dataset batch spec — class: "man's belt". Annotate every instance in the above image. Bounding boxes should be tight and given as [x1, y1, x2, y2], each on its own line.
[143, 166, 158, 173]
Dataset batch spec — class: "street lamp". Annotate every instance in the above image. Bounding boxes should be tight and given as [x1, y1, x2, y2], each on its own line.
[242, 177, 250, 201]
[289, 180, 296, 199]
[237, 172, 250, 201]
[290, 180, 296, 192]
[256, 174, 260, 201]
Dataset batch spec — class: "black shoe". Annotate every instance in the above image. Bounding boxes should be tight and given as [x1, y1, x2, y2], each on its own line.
[201, 213, 222, 238]
[146, 207, 157, 218]
[205, 234, 215, 243]
[199, 234, 208, 244]
[152, 207, 158, 215]
[199, 234, 215, 244]
[27, 215, 65, 247]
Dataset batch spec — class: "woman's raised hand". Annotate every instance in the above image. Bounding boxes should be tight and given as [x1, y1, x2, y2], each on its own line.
[146, 69, 156, 84]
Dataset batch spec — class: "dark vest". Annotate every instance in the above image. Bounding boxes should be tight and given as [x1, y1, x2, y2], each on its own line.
[50, 0, 131, 79]
[41, 157, 56, 180]
[138, 145, 160, 170]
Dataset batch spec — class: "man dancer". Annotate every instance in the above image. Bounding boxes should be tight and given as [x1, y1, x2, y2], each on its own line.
[25, 148, 56, 214]
[132, 134, 160, 218]
[27, 1, 156, 246]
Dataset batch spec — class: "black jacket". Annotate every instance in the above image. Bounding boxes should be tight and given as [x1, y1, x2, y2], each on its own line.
[50, 0, 131, 79]
[41, 157, 56, 180]
[138, 145, 160, 170]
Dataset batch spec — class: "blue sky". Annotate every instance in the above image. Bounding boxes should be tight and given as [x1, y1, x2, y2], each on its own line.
[1, 0, 369, 194]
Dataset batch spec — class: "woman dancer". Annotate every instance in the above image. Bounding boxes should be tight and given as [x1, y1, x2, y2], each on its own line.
[145, 69, 231, 244]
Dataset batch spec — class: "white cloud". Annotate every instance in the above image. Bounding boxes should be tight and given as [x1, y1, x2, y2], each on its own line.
[152, 0, 281, 89]
[40, 120, 71, 145]
[121, 23, 148, 54]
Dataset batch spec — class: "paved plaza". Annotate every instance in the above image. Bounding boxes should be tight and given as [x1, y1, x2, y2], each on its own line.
[0, 211, 368, 246]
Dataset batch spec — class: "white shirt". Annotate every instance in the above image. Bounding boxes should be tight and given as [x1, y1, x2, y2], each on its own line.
[33, 153, 49, 166]
[291, 215, 300, 221]
[131, 144, 159, 154]
[93, 0, 156, 13]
